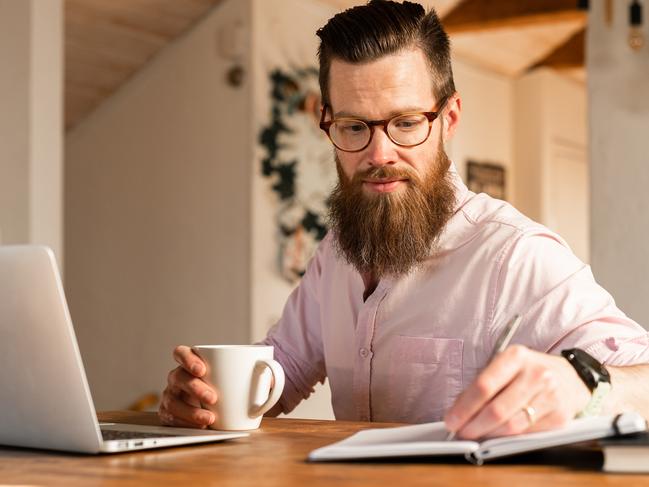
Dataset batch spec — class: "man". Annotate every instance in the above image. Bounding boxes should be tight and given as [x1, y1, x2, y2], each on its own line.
[160, 0, 649, 439]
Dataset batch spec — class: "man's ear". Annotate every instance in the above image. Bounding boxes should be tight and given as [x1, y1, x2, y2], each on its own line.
[442, 93, 461, 142]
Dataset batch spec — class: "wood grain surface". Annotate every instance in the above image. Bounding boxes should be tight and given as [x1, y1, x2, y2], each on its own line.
[0, 411, 647, 486]
[65, 0, 223, 129]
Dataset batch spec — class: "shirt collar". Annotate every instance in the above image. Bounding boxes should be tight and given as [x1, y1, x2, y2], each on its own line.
[448, 162, 471, 215]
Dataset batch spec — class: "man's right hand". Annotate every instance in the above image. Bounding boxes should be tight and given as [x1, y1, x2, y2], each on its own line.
[158, 345, 217, 428]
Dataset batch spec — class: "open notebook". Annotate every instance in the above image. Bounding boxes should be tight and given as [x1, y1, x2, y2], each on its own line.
[308, 412, 647, 465]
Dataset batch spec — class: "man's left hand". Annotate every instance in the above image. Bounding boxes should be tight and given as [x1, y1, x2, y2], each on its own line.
[444, 345, 591, 439]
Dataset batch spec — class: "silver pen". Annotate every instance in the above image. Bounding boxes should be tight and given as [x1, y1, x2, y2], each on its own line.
[445, 314, 523, 441]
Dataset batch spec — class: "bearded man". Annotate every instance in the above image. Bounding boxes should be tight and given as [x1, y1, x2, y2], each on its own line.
[160, 0, 649, 439]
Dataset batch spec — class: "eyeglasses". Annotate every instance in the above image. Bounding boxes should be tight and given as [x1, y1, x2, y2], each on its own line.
[319, 97, 449, 153]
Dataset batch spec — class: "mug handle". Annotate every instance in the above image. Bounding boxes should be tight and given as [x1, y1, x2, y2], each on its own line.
[249, 358, 285, 418]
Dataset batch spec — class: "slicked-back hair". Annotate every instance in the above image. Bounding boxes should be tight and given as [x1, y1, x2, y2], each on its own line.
[316, 0, 455, 107]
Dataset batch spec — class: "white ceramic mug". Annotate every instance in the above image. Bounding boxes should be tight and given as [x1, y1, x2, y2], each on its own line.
[191, 345, 285, 431]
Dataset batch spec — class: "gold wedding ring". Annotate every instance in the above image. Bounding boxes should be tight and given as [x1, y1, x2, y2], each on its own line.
[523, 405, 537, 426]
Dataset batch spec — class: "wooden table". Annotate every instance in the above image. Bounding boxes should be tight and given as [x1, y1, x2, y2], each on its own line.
[0, 411, 647, 486]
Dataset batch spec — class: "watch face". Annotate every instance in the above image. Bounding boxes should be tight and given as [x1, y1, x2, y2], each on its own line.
[562, 348, 610, 391]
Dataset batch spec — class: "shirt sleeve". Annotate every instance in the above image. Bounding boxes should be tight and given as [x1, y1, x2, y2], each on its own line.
[258, 238, 328, 414]
[490, 228, 649, 366]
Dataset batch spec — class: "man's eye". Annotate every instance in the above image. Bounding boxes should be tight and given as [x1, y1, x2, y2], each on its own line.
[394, 118, 423, 130]
[340, 122, 367, 134]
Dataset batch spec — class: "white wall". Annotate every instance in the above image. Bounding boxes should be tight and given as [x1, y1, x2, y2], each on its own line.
[0, 0, 30, 245]
[449, 58, 514, 202]
[514, 69, 588, 262]
[0, 0, 63, 261]
[65, 0, 253, 409]
[589, 2, 649, 328]
[512, 73, 545, 222]
[538, 71, 588, 264]
[29, 0, 64, 262]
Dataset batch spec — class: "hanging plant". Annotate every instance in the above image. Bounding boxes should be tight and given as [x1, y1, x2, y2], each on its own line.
[258, 67, 337, 283]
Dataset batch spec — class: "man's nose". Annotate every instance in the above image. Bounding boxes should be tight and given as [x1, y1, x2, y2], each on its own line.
[365, 126, 397, 167]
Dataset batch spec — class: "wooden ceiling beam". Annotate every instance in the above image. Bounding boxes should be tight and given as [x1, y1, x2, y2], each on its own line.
[530, 28, 585, 70]
[442, 0, 586, 34]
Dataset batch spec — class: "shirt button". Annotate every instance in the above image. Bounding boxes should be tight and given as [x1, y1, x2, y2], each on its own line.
[359, 348, 369, 358]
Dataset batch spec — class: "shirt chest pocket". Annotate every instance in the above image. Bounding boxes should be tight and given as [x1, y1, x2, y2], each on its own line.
[388, 336, 463, 423]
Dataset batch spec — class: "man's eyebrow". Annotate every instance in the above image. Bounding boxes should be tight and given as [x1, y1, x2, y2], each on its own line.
[333, 106, 432, 119]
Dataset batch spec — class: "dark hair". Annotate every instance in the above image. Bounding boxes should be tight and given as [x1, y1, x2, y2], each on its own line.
[316, 0, 455, 107]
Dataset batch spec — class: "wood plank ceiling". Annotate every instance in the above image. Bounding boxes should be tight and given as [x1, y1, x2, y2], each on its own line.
[65, 0, 223, 130]
[64, 0, 587, 131]
[442, 0, 586, 77]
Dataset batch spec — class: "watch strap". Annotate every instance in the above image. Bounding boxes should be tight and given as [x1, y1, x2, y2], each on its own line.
[576, 381, 611, 417]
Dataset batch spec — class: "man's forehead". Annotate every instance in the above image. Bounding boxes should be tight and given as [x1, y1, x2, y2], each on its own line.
[331, 105, 432, 119]
[327, 49, 437, 117]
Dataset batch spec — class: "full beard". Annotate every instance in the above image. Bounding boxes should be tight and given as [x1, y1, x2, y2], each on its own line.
[327, 148, 456, 279]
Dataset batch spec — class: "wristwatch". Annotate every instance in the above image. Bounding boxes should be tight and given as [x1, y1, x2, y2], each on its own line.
[561, 348, 611, 417]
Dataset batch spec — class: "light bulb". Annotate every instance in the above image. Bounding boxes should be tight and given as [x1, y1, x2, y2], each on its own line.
[629, 27, 645, 50]
[629, 0, 644, 50]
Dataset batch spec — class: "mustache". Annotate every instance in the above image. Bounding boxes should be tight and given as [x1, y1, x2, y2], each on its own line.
[349, 165, 420, 185]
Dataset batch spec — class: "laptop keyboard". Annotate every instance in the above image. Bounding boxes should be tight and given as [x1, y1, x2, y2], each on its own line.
[101, 429, 178, 441]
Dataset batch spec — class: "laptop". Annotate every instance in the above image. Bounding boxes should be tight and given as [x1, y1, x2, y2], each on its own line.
[0, 245, 248, 453]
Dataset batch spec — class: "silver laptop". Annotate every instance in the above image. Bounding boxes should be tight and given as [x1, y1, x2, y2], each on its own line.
[0, 245, 248, 453]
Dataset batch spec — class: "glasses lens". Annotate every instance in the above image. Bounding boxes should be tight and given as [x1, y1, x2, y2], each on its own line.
[329, 119, 370, 151]
[388, 114, 430, 146]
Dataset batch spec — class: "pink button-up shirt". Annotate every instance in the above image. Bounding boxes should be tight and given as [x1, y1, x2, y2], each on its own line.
[262, 168, 649, 423]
